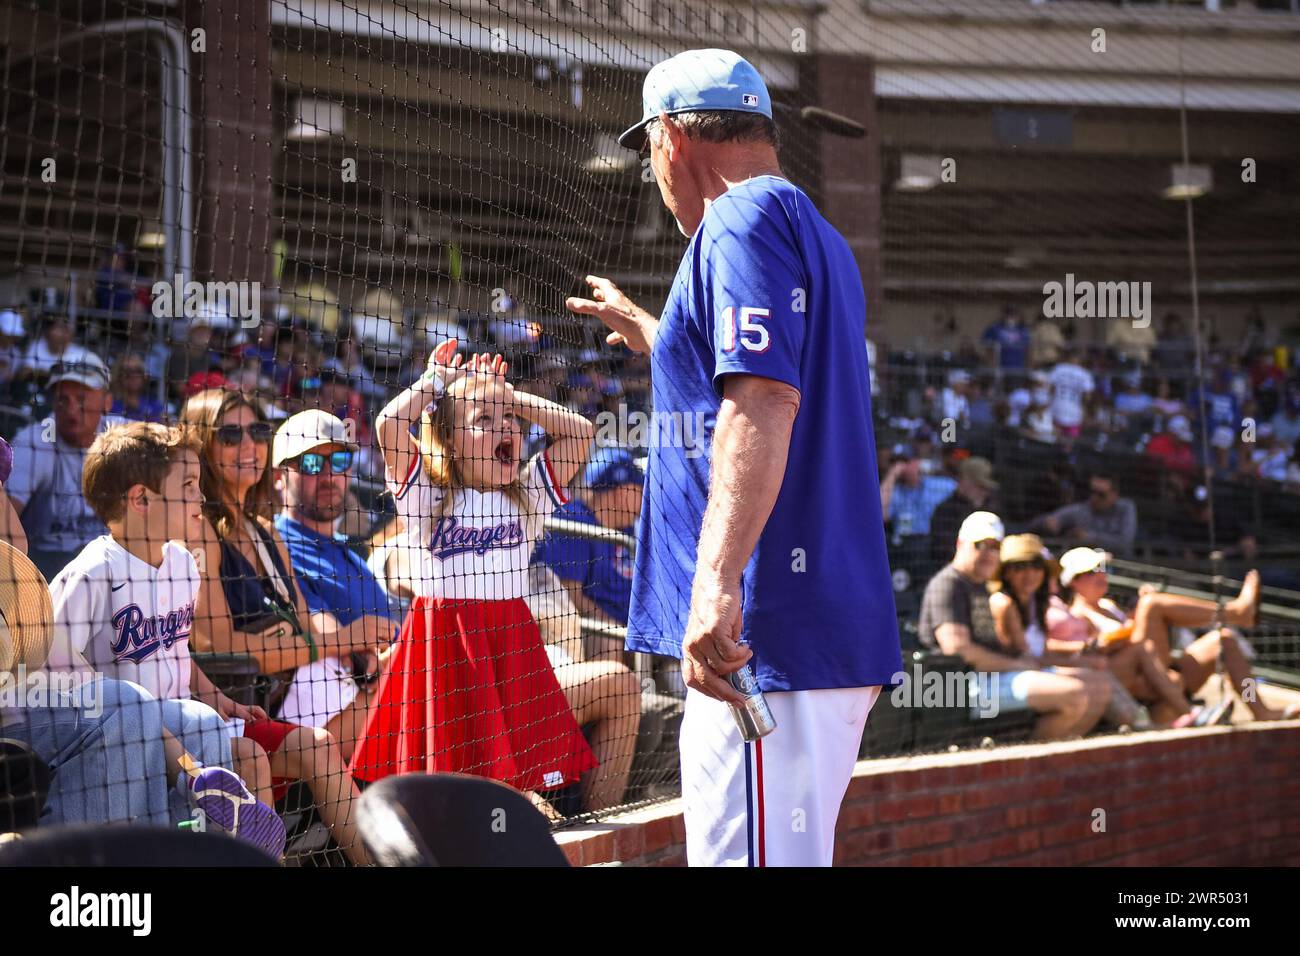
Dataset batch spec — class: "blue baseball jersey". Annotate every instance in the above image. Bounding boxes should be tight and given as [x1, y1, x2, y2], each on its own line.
[535, 500, 635, 625]
[626, 175, 902, 692]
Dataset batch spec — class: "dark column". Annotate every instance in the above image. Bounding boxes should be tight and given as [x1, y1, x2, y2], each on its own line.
[815, 53, 882, 337]
[184, 0, 275, 286]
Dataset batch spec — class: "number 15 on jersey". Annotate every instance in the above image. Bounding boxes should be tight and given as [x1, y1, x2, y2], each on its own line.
[719, 306, 771, 354]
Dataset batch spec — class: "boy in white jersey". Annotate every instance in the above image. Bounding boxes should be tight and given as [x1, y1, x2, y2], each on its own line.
[45, 421, 285, 854]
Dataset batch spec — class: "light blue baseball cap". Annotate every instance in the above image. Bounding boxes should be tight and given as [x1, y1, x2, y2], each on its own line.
[618, 48, 773, 151]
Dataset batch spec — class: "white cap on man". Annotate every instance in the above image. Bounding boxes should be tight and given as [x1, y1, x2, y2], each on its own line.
[957, 511, 1005, 544]
[273, 409, 359, 467]
[47, 353, 109, 391]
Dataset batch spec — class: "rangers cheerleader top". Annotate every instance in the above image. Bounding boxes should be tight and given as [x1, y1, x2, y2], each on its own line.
[388, 450, 569, 601]
[46, 535, 200, 701]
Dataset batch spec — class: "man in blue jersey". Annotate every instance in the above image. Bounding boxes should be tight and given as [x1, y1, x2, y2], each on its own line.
[566, 49, 901, 866]
[535, 446, 642, 660]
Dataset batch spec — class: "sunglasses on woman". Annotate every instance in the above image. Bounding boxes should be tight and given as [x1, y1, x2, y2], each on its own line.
[214, 422, 275, 446]
[294, 450, 354, 476]
[1005, 560, 1045, 572]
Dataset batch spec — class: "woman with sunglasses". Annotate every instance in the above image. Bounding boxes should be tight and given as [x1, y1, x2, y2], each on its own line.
[1060, 549, 1295, 723]
[986, 535, 1114, 725]
[992, 537, 1195, 728]
[181, 388, 373, 864]
[270, 414, 400, 764]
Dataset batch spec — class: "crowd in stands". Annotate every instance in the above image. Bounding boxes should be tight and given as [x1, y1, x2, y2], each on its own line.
[2, 276, 1298, 856]
[916, 511, 1297, 742]
[882, 305, 1300, 494]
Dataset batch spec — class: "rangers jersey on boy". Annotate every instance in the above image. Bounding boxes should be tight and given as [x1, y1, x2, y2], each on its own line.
[47, 535, 200, 700]
[388, 450, 568, 601]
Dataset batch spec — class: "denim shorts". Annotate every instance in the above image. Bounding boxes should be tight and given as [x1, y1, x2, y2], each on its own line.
[967, 668, 1057, 718]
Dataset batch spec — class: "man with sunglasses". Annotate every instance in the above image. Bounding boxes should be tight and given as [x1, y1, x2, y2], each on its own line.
[271, 410, 401, 736]
[1029, 470, 1137, 557]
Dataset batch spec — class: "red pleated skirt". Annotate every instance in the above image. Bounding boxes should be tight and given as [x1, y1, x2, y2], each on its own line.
[350, 596, 597, 792]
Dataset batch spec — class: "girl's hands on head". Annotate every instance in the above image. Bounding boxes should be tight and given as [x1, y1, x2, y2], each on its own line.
[426, 338, 468, 389]
[465, 351, 509, 382]
[426, 340, 510, 390]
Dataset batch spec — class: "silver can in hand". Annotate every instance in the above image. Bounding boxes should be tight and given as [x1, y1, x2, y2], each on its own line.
[727, 662, 777, 741]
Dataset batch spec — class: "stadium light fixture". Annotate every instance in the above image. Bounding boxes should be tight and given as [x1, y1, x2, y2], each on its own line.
[1162, 163, 1212, 200]
[583, 132, 634, 174]
[895, 154, 942, 192]
[288, 97, 345, 141]
[136, 217, 168, 250]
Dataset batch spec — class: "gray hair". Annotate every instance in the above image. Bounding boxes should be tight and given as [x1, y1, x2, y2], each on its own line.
[644, 111, 780, 151]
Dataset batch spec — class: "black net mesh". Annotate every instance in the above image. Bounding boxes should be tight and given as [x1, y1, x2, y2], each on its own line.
[1, 0, 1299, 866]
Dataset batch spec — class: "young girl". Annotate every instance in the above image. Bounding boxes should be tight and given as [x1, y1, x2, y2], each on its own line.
[352, 340, 599, 816]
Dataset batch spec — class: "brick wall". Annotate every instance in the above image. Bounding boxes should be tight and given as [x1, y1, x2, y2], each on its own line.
[554, 722, 1300, 866]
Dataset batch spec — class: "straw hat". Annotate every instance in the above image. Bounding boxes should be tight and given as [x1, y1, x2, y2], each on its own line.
[0, 541, 54, 677]
[990, 533, 1059, 585]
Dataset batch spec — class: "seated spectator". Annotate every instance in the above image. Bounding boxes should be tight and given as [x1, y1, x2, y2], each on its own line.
[42, 422, 286, 855]
[1105, 315, 1156, 366]
[93, 243, 139, 315]
[879, 443, 956, 543]
[18, 315, 89, 382]
[181, 388, 375, 864]
[1048, 347, 1094, 440]
[536, 446, 642, 661]
[1150, 375, 1185, 418]
[1270, 389, 1300, 448]
[929, 456, 1000, 566]
[1246, 425, 1289, 483]
[1154, 312, 1194, 372]
[936, 369, 971, 426]
[984, 535, 1200, 730]
[0, 308, 26, 391]
[917, 512, 1110, 740]
[0, 492, 275, 838]
[1059, 548, 1296, 722]
[122, 311, 170, 386]
[1028, 470, 1137, 556]
[166, 311, 224, 403]
[109, 353, 166, 423]
[1170, 485, 1258, 569]
[1112, 370, 1154, 425]
[1023, 393, 1055, 443]
[1029, 313, 1065, 369]
[6, 355, 126, 580]
[271, 410, 402, 761]
[986, 534, 1166, 730]
[1145, 414, 1197, 479]
[1188, 369, 1240, 460]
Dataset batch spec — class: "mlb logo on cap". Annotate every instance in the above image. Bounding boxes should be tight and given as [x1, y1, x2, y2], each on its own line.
[618, 48, 774, 151]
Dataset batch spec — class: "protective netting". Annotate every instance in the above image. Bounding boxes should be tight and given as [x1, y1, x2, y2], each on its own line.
[1, 0, 1299, 866]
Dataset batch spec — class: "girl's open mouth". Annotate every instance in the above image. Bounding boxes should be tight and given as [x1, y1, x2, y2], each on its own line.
[494, 439, 515, 465]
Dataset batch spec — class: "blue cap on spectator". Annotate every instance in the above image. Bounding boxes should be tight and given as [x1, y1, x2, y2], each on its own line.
[585, 446, 645, 491]
[618, 49, 773, 150]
